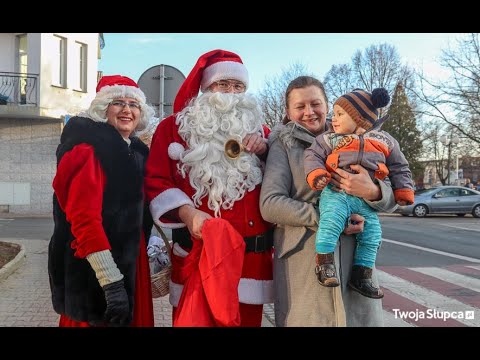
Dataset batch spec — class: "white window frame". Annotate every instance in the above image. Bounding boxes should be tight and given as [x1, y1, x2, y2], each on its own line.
[72, 41, 87, 92]
[52, 35, 67, 88]
[15, 34, 28, 104]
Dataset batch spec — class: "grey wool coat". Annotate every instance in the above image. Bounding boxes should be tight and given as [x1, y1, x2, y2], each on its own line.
[259, 121, 397, 327]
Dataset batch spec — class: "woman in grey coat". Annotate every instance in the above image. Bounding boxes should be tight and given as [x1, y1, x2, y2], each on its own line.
[259, 76, 397, 327]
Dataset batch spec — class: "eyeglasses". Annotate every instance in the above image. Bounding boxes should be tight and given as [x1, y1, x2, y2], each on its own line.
[109, 100, 141, 110]
[213, 80, 246, 93]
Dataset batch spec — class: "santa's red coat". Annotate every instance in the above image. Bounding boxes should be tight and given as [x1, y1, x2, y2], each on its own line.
[144, 115, 273, 313]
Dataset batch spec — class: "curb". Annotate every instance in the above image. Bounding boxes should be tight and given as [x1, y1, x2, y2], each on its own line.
[0, 243, 26, 283]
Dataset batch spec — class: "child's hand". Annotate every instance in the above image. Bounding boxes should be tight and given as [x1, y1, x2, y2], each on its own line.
[343, 214, 365, 235]
[313, 176, 328, 190]
[397, 200, 407, 206]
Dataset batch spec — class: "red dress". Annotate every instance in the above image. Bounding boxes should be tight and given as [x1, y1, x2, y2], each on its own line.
[53, 144, 154, 327]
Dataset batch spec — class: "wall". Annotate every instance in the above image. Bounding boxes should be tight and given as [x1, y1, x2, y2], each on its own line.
[0, 117, 60, 214]
[39, 33, 98, 119]
[0, 34, 16, 72]
[0, 33, 100, 214]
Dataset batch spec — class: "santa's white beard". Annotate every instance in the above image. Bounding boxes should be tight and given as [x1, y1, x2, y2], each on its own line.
[176, 92, 264, 217]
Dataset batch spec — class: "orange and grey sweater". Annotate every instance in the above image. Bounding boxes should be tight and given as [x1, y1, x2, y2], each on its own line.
[304, 129, 414, 205]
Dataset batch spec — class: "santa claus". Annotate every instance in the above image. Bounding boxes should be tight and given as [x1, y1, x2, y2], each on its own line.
[144, 49, 273, 327]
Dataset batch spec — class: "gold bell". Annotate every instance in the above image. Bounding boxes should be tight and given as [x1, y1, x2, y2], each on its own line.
[224, 138, 244, 160]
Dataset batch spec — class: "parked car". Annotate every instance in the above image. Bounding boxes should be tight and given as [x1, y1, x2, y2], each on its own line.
[395, 186, 480, 218]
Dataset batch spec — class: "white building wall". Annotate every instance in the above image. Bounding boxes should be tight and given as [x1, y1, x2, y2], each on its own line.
[0, 34, 16, 72]
[39, 33, 98, 119]
[0, 33, 101, 215]
[27, 33, 41, 75]
[0, 117, 60, 215]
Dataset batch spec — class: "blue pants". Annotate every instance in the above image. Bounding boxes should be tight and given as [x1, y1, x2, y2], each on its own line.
[316, 184, 382, 268]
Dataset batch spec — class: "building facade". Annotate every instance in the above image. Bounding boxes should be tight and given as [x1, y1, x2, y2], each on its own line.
[0, 33, 100, 215]
[416, 156, 480, 189]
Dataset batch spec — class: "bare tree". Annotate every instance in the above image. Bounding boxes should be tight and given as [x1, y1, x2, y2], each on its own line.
[418, 120, 470, 185]
[257, 62, 313, 128]
[324, 64, 356, 101]
[324, 43, 416, 110]
[425, 123, 451, 185]
[411, 33, 480, 148]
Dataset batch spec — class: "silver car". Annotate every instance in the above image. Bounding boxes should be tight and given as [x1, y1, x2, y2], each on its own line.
[395, 186, 480, 218]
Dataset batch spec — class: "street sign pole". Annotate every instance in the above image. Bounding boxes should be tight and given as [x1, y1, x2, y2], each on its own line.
[138, 64, 186, 120]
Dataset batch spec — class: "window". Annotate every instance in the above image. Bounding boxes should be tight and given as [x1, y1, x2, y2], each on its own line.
[52, 35, 66, 87]
[460, 189, 476, 196]
[16, 34, 28, 104]
[436, 188, 460, 198]
[72, 41, 87, 91]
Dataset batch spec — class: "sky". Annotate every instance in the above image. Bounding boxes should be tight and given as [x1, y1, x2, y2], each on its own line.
[99, 33, 463, 95]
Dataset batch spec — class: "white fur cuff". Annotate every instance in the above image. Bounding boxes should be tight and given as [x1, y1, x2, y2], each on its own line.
[149, 188, 194, 229]
[168, 278, 274, 307]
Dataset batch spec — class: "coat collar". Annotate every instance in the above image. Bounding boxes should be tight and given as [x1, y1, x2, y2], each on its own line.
[271, 121, 326, 149]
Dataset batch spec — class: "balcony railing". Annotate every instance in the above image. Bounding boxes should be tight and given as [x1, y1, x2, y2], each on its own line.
[0, 71, 39, 106]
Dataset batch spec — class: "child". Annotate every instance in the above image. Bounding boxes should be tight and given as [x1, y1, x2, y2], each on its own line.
[304, 88, 414, 299]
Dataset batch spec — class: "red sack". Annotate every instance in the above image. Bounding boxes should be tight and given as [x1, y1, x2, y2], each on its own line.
[173, 218, 245, 327]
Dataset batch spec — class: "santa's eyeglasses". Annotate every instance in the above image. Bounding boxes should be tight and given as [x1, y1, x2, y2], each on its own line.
[109, 100, 141, 110]
[213, 80, 246, 93]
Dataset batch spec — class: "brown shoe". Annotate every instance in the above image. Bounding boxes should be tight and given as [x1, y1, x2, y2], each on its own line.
[315, 253, 340, 287]
[348, 265, 384, 299]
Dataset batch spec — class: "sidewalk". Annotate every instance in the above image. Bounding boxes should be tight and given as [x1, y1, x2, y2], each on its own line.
[0, 238, 275, 327]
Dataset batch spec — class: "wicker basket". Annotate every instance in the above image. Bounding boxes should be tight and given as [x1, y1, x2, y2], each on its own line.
[151, 224, 172, 299]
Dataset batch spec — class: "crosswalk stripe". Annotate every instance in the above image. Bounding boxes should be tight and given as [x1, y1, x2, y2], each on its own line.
[446, 264, 480, 278]
[378, 269, 480, 327]
[380, 266, 480, 309]
[413, 267, 480, 294]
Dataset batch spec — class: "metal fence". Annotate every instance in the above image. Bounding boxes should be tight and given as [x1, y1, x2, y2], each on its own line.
[0, 72, 38, 106]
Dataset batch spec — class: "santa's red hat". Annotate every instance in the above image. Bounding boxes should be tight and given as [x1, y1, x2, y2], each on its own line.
[173, 49, 249, 113]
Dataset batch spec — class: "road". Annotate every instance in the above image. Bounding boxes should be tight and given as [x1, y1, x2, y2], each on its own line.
[2, 215, 480, 327]
[377, 213, 480, 326]
[0, 217, 53, 240]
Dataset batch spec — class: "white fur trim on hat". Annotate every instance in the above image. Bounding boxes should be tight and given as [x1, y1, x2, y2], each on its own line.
[168, 142, 185, 161]
[200, 61, 249, 92]
[95, 85, 147, 104]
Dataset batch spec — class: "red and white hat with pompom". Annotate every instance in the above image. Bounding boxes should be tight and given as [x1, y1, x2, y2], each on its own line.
[95, 75, 147, 104]
[173, 49, 249, 113]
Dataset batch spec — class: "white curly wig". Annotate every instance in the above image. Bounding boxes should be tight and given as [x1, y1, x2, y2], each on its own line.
[79, 84, 155, 136]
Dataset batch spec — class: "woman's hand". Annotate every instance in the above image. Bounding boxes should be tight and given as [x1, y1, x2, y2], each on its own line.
[343, 214, 365, 235]
[330, 164, 381, 201]
[243, 134, 267, 156]
[178, 205, 212, 239]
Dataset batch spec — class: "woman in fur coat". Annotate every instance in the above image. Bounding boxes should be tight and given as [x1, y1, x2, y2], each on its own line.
[49, 75, 155, 327]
